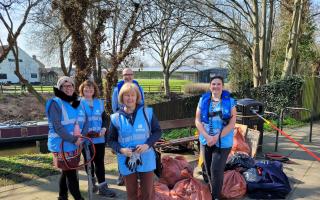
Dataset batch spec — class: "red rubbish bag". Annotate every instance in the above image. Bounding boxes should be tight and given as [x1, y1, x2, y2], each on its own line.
[154, 181, 172, 200]
[221, 170, 247, 199]
[159, 155, 194, 188]
[170, 173, 212, 200]
[231, 127, 251, 155]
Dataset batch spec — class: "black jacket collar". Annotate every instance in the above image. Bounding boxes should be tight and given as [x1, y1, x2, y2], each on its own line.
[53, 87, 80, 108]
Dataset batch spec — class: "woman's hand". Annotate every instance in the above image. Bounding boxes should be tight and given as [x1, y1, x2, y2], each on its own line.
[75, 136, 82, 146]
[205, 134, 219, 147]
[120, 148, 133, 157]
[100, 128, 107, 136]
[135, 144, 149, 154]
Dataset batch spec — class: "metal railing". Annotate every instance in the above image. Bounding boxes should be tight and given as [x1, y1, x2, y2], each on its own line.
[264, 111, 281, 152]
[280, 107, 313, 143]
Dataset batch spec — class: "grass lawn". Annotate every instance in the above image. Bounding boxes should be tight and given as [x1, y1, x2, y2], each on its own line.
[0, 154, 59, 187]
[0, 149, 119, 187]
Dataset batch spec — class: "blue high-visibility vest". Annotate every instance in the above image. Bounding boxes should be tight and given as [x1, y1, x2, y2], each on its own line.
[198, 90, 235, 148]
[110, 106, 156, 176]
[46, 97, 85, 152]
[81, 98, 105, 144]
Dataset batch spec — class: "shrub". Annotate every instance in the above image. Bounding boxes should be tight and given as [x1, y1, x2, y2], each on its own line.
[184, 83, 209, 95]
[250, 76, 304, 114]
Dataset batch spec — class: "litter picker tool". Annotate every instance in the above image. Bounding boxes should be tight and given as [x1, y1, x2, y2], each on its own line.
[250, 109, 320, 162]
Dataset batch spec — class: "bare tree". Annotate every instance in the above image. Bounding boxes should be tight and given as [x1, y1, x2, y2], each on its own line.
[52, 0, 91, 88]
[52, 0, 110, 90]
[188, 0, 275, 87]
[0, 0, 45, 105]
[102, 0, 157, 114]
[146, 0, 208, 96]
[0, 0, 42, 62]
[30, 2, 72, 75]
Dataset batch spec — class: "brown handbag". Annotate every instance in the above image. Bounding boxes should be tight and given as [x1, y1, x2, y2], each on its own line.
[52, 149, 81, 171]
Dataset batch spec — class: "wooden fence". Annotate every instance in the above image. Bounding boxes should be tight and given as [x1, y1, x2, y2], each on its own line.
[150, 95, 200, 121]
[301, 76, 320, 120]
[0, 84, 183, 94]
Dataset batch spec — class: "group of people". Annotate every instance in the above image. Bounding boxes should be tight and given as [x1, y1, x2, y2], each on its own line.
[46, 67, 236, 200]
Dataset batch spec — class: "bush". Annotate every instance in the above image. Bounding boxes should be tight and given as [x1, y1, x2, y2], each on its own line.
[250, 76, 304, 114]
[184, 83, 209, 95]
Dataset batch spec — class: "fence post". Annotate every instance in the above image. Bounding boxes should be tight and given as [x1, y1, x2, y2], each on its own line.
[0, 84, 2, 94]
[15, 85, 17, 94]
[41, 85, 43, 93]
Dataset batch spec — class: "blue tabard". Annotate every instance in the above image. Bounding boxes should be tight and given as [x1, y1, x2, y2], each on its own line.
[110, 107, 156, 176]
[46, 97, 85, 153]
[198, 91, 235, 148]
[81, 98, 105, 144]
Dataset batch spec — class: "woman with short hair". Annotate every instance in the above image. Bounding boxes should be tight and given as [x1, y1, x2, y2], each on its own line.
[107, 82, 162, 200]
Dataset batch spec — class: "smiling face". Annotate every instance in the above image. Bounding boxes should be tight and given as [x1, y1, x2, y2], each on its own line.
[210, 78, 223, 97]
[122, 68, 134, 83]
[122, 89, 137, 110]
[61, 82, 74, 96]
[83, 85, 95, 99]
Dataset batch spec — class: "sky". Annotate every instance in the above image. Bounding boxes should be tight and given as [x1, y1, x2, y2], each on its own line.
[1, 0, 320, 69]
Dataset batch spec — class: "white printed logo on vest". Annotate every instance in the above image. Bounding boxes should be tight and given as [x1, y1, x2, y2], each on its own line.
[136, 124, 146, 132]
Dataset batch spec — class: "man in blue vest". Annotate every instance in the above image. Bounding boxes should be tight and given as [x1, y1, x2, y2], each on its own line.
[111, 68, 145, 185]
[112, 68, 144, 113]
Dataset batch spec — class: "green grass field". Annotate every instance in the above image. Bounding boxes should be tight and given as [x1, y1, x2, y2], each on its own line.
[1, 79, 191, 94]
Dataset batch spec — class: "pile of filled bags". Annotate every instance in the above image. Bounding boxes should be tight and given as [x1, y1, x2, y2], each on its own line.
[152, 127, 292, 199]
[220, 127, 292, 199]
[154, 155, 211, 200]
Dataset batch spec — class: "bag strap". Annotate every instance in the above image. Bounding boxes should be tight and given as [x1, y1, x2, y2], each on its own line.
[142, 107, 151, 133]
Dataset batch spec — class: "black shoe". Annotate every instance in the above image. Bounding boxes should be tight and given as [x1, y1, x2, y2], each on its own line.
[98, 182, 116, 198]
[116, 175, 124, 186]
[57, 196, 68, 200]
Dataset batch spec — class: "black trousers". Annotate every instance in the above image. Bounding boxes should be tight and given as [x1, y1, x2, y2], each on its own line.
[204, 145, 231, 199]
[82, 142, 106, 183]
[59, 169, 82, 200]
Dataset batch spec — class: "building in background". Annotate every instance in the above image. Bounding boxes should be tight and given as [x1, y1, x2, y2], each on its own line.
[0, 46, 42, 84]
[125, 66, 228, 83]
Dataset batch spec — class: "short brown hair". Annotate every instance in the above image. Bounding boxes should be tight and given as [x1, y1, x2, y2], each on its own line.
[79, 80, 100, 98]
[118, 83, 141, 105]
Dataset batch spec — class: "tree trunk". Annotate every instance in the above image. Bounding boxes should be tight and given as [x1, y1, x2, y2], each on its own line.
[59, 39, 68, 76]
[259, 0, 267, 85]
[252, 0, 261, 87]
[104, 61, 119, 117]
[163, 71, 170, 97]
[57, 0, 90, 89]
[282, 0, 304, 78]
[96, 44, 103, 93]
[12, 44, 46, 106]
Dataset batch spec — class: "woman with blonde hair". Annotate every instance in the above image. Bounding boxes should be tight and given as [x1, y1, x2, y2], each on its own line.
[107, 83, 162, 200]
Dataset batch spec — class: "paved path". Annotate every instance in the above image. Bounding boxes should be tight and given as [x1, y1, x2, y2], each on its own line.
[0, 122, 319, 199]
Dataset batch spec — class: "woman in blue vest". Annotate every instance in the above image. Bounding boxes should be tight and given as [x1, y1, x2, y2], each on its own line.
[46, 76, 87, 200]
[107, 83, 162, 200]
[79, 80, 116, 197]
[195, 75, 237, 200]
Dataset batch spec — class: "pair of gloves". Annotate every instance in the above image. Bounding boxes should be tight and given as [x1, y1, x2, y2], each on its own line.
[125, 152, 142, 172]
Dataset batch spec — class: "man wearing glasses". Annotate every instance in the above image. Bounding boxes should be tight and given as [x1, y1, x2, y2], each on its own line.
[111, 68, 145, 113]
[111, 68, 145, 186]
